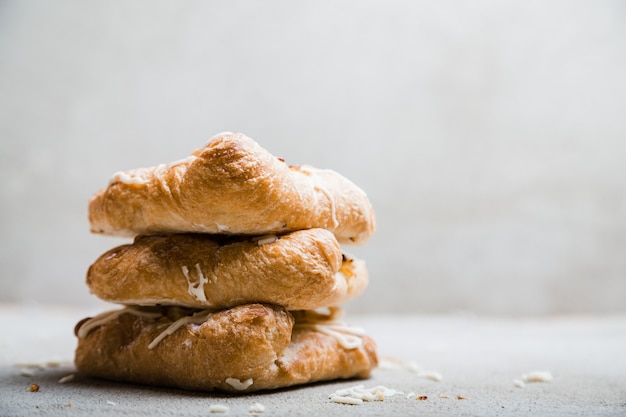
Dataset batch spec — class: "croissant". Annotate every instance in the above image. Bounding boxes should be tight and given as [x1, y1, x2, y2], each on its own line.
[87, 229, 368, 310]
[74, 304, 378, 392]
[89, 132, 375, 244]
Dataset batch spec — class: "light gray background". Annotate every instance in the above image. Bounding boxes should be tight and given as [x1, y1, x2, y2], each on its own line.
[1, 0, 625, 315]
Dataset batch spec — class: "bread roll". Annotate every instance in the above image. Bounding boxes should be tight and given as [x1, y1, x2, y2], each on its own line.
[74, 304, 378, 392]
[87, 229, 368, 310]
[89, 132, 375, 244]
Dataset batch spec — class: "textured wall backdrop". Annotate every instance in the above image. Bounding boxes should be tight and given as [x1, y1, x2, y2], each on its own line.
[1, 0, 625, 314]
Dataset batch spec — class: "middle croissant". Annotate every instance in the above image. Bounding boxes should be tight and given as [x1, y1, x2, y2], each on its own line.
[87, 228, 367, 311]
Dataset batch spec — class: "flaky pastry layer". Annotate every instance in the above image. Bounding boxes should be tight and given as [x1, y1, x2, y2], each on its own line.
[89, 132, 375, 244]
[74, 304, 378, 393]
[86, 229, 368, 310]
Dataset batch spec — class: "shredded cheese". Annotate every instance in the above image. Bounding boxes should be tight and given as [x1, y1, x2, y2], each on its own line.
[248, 402, 265, 413]
[77, 307, 162, 339]
[225, 377, 254, 391]
[295, 321, 366, 349]
[299, 165, 340, 229]
[252, 235, 278, 246]
[181, 264, 209, 302]
[330, 396, 363, 405]
[58, 374, 75, 384]
[148, 310, 212, 349]
[522, 371, 553, 383]
[330, 384, 403, 405]
[313, 324, 364, 349]
[315, 185, 338, 228]
[209, 404, 229, 413]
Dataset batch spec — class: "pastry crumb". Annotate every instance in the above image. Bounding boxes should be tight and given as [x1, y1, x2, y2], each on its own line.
[522, 371, 553, 383]
[417, 395, 428, 401]
[330, 384, 402, 405]
[248, 402, 265, 413]
[27, 383, 40, 392]
[209, 404, 229, 413]
[58, 374, 75, 384]
[330, 395, 363, 405]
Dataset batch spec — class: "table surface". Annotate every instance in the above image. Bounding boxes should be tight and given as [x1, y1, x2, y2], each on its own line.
[1, 304, 625, 416]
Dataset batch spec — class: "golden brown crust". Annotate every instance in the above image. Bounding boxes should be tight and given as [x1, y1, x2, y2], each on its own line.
[74, 304, 378, 393]
[89, 132, 375, 244]
[86, 229, 368, 310]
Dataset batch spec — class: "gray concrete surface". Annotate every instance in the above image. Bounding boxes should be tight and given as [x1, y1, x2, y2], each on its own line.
[1, 305, 625, 416]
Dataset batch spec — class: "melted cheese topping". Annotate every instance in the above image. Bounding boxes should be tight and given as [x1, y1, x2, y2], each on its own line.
[77, 307, 162, 339]
[300, 165, 339, 229]
[295, 316, 366, 350]
[225, 377, 254, 391]
[148, 309, 213, 349]
[315, 323, 366, 349]
[181, 264, 208, 302]
[252, 234, 278, 246]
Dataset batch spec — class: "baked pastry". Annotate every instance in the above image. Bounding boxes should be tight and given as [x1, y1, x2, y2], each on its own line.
[86, 228, 368, 310]
[74, 304, 378, 392]
[89, 132, 375, 244]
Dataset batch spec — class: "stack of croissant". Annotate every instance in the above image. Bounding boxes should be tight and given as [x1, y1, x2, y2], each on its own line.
[74, 132, 378, 392]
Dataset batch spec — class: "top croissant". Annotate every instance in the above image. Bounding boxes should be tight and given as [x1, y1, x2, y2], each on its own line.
[89, 132, 375, 245]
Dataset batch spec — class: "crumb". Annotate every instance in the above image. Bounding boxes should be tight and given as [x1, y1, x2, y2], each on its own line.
[456, 395, 467, 400]
[419, 371, 443, 382]
[330, 384, 402, 404]
[248, 402, 265, 413]
[513, 379, 525, 388]
[330, 396, 363, 405]
[66, 403, 72, 407]
[417, 395, 428, 401]
[28, 383, 40, 392]
[522, 371, 553, 383]
[439, 394, 450, 399]
[58, 374, 75, 384]
[20, 369, 35, 377]
[209, 404, 229, 413]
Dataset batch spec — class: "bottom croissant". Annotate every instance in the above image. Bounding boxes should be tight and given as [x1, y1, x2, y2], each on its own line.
[74, 304, 378, 393]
